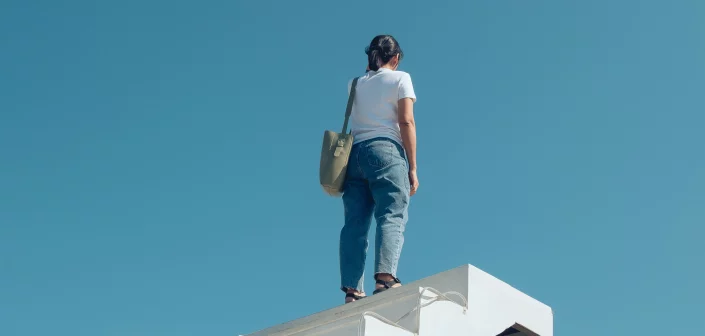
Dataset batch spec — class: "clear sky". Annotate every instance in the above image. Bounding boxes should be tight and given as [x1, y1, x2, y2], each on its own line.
[1, 1, 703, 335]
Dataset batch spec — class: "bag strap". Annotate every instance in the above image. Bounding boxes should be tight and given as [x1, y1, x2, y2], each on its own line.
[341, 77, 360, 134]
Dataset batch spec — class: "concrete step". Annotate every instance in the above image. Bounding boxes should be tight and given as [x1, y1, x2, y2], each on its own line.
[242, 264, 552, 336]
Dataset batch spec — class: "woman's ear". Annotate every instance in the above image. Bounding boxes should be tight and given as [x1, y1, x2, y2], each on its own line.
[393, 54, 400, 69]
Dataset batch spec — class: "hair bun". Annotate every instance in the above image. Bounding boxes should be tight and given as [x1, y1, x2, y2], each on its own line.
[365, 45, 384, 55]
[364, 35, 404, 71]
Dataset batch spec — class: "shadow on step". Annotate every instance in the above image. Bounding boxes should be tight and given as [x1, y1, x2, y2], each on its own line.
[497, 323, 540, 336]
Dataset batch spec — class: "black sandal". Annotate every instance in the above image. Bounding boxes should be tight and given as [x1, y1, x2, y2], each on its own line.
[345, 292, 366, 302]
[342, 287, 366, 303]
[373, 277, 402, 295]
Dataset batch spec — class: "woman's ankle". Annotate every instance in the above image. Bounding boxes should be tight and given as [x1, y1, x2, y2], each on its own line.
[343, 287, 364, 295]
[374, 273, 402, 289]
[375, 273, 395, 282]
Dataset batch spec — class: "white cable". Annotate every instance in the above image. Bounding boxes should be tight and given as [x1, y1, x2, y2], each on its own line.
[355, 286, 468, 335]
[438, 290, 469, 309]
[395, 287, 469, 324]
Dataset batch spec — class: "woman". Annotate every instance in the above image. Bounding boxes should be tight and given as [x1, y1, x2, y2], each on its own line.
[340, 35, 419, 303]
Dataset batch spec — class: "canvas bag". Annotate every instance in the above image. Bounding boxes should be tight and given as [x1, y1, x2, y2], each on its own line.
[320, 77, 359, 196]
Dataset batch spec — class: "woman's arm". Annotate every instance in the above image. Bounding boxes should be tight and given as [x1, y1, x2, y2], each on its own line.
[398, 97, 419, 196]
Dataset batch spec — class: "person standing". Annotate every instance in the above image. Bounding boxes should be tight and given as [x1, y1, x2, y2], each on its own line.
[339, 35, 419, 303]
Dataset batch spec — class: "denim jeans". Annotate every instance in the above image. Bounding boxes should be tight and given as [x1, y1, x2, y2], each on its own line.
[340, 137, 410, 293]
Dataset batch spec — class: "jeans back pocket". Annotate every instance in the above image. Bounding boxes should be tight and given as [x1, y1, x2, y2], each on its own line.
[366, 140, 394, 169]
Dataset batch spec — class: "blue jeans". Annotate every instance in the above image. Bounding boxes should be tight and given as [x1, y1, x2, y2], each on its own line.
[340, 137, 411, 293]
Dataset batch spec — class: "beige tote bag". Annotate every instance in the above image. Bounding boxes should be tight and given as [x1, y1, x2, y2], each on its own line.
[320, 77, 359, 196]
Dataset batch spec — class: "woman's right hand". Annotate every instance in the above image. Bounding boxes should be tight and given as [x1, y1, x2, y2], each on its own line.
[409, 170, 419, 196]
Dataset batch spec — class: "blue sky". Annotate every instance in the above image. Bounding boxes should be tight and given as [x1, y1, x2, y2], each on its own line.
[1, 1, 703, 335]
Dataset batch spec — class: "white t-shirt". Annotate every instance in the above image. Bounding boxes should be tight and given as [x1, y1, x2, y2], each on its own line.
[347, 68, 416, 145]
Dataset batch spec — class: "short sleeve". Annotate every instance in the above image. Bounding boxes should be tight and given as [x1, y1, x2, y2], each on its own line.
[398, 73, 416, 102]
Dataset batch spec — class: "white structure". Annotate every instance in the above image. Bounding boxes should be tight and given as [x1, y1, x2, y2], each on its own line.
[242, 264, 552, 336]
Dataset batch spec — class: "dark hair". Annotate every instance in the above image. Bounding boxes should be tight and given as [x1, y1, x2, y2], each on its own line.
[365, 35, 404, 71]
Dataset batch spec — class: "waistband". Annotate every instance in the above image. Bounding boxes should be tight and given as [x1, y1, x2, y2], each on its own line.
[353, 136, 403, 148]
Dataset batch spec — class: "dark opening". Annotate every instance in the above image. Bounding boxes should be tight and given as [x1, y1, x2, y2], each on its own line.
[496, 323, 539, 336]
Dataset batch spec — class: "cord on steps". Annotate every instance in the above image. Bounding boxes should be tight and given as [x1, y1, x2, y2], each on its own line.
[357, 287, 468, 336]
[395, 287, 469, 325]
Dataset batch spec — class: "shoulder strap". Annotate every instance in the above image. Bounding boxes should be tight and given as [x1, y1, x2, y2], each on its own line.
[341, 77, 360, 134]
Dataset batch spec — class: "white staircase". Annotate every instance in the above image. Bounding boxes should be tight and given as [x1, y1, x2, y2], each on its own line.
[242, 264, 552, 336]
